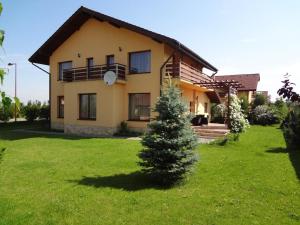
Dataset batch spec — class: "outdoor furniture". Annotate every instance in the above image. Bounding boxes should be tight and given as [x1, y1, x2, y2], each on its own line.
[191, 114, 209, 126]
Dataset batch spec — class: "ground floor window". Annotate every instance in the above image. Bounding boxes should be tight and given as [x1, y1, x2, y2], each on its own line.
[79, 94, 96, 120]
[58, 96, 64, 118]
[129, 93, 150, 121]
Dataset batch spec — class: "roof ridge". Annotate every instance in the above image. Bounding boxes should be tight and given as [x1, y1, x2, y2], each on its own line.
[29, 6, 217, 72]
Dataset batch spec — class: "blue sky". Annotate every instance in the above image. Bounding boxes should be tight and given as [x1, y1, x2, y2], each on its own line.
[1, 0, 300, 102]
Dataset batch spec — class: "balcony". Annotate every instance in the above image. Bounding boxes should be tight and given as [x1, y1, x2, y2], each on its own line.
[165, 62, 211, 84]
[63, 63, 126, 82]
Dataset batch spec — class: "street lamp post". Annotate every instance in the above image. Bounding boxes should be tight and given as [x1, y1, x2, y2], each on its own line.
[8, 63, 17, 122]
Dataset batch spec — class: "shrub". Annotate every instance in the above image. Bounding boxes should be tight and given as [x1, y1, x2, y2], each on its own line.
[253, 93, 267, 108]
[252, 105, 279, 125]
[114, 121, 141, 137]
[239, 95, 249, 115]
[211, 103, 227, 123]
[0, 94, 13, 122]
[282, 104, 300, 149]
[272, 98, 289, 123]
[39, 104, 50, 120]
[229, 94, 249, 133]
[0, 107, 12, 122]
[139, 85, 198, 185]
[22, 101, 41, 122]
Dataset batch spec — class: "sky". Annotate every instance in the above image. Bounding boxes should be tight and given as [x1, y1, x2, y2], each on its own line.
[1, 0, 300, 103]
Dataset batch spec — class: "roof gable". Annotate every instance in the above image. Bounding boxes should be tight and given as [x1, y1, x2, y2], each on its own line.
[29, 6, 217, 72]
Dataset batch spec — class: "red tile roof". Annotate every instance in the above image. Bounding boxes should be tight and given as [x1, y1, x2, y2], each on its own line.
[214, 74, 260, 91]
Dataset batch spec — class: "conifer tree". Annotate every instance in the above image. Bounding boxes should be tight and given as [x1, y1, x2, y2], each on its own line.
[138, 84, 198, 185]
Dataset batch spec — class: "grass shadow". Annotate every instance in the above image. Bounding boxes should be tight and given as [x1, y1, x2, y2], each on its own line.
[0, 121, 115, 141]
[265, 147, 287, 153]
[266, 147, 300, 180]
[69, 171, 168, 191]
[0, 148, 6, 164]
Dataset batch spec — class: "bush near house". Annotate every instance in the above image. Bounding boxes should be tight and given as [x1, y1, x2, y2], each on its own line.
[248, 98, 288, 126]
[114, 121, 141, 137]
[251, 105, 279, 125]
[211, 103, 227, 123]
[252, 93, 267, 108]
[229, 94, 249, 133]
[239, 95, 250, 115]
[139, 85, 198, 185]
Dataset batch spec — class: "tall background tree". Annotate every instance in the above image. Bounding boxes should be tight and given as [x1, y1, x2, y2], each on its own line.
[0, 2, 5, 87]
[139, 84, 198, 186]
[0, 2, 20, 121]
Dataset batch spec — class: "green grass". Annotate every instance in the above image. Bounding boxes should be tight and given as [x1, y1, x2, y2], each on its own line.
[0, 123, 299, 225]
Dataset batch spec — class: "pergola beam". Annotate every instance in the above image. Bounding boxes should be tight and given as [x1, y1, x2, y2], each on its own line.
[193, 79, 244, 127]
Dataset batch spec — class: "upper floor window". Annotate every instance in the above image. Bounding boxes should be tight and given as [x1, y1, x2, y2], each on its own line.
[106, 55, 114, 66]
[58, 61, 72, 80]
[87, 58, 94, 76]
[129, 50, 151, 74]
[87, 58, 94, 68]
[79, 93, 96, 120]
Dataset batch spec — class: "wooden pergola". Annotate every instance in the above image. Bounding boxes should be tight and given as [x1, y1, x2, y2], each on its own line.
[194, 80, 244, 127]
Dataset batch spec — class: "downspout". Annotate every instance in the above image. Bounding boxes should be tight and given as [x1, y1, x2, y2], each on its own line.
[159, 51, 176, 96]
[31, 63, 51, 128]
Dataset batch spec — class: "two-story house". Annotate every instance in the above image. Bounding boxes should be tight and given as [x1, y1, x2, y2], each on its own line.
[29, 6, 219, 136]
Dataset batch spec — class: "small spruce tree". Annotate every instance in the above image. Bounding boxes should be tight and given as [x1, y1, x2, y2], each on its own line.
[138, 84, 198, 185]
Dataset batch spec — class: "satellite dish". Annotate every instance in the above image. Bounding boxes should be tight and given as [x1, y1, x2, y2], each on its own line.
[104, 71, 117, 86]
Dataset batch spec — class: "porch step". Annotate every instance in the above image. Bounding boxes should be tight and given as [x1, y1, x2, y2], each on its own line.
[193, 123, 230, 141]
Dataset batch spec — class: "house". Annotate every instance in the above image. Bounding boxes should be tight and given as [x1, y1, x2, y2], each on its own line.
[29, 6, 220, 136]
[214, 74, 260, 103]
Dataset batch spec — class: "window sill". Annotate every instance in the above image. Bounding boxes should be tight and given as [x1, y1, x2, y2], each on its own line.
[127, 120, 150, 122]
[128, 72, 151, 75]
[78, 118, 96, 121]
[57, 117, 64, 119]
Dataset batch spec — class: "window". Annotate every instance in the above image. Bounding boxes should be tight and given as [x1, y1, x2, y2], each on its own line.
[58, 61, 72, 80]
[87, 58, 94, 77]
[129, 93, 150, 121]
[79, 94, 96, 120]
[106, 55, 114, 66]
[58, 96, 64, 118]
[129, 51, 151, 74]
[204, 102, 208, 113]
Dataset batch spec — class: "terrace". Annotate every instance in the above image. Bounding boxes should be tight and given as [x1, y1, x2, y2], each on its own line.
[63, 63, 126, 82]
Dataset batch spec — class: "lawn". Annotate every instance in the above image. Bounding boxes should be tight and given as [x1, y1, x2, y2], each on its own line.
[0, 122, 299, 225]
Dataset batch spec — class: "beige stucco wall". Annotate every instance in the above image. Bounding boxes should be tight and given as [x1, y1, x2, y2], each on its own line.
[49, 18, 212, 135]
[237, 90, 254, 104]
[49, 18, 164, 133]
[180, 84, 211, 116]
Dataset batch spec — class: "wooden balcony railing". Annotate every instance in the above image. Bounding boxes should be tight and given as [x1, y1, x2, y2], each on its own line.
[63, 63, 126, 82]
[165, 62, 211, 83]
